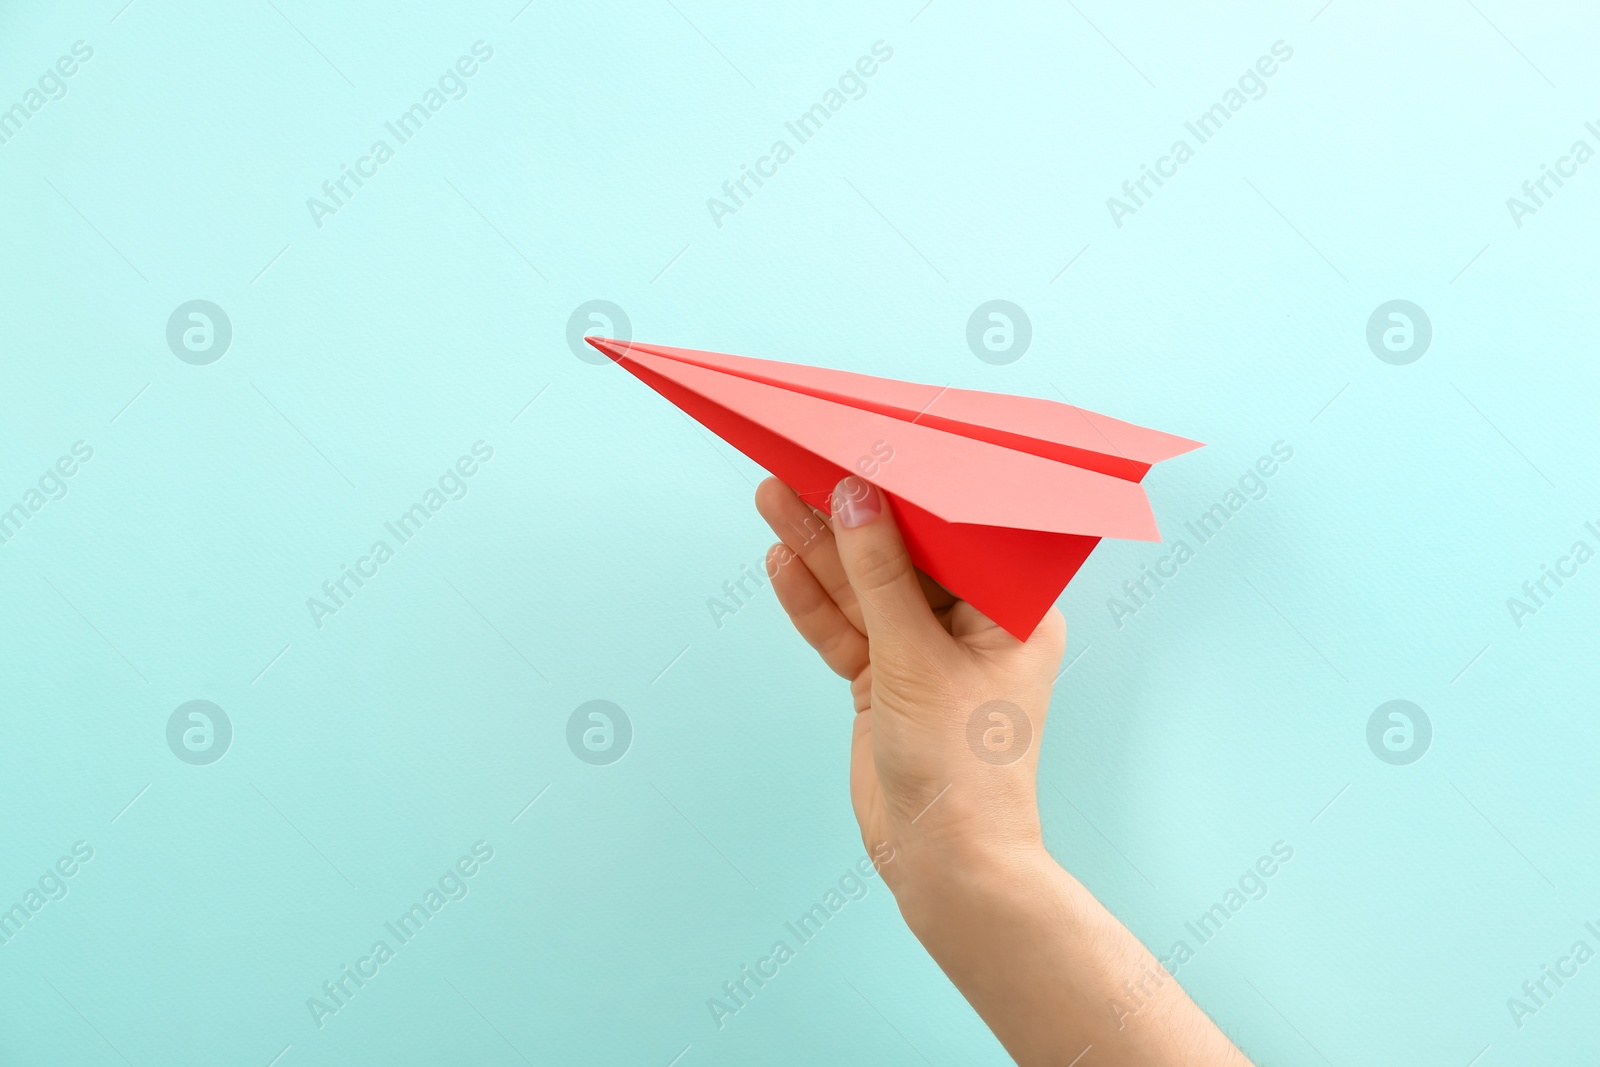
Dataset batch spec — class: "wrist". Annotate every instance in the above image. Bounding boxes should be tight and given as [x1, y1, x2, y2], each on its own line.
[890, 838, 1071, 942]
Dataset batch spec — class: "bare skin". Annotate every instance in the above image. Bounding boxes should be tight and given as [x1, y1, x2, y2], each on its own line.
[756, 474, 1253, 1067]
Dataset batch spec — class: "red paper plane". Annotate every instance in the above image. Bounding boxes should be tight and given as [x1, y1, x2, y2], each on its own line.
[588, 337, 1201, 640]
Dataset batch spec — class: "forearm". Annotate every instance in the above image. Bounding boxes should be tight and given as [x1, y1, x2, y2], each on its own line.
[893, 845, 1252, 1067]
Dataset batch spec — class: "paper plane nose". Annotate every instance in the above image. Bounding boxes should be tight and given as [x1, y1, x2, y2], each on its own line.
[584, 336, 629, 362]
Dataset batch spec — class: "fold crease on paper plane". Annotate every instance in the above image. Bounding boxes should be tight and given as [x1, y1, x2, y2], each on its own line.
[589, 336, 1201, 640]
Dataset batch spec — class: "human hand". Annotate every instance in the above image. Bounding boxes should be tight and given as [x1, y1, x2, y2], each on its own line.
[756, 473, 1252, 1067]
[755, 473, 1065, 899]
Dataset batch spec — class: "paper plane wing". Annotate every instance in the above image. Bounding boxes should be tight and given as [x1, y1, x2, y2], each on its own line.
[591, 337, 1201, 640]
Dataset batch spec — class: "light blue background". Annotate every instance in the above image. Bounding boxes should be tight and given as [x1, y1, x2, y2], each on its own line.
[2, 1, 1597, 1063]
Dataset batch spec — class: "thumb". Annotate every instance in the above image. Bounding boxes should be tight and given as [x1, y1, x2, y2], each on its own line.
[830, 476, 949, 653]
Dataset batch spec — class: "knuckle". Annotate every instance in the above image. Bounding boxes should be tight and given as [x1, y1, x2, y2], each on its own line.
[1032, 608, 1068, 655]
[765, 543, 795, 579]
[849, 543, 912, 597]
[817, 627, 859, 672]
[788, 509, 832, 553]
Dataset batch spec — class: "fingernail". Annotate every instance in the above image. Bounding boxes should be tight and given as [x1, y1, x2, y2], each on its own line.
[832, 476, 880, 529]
